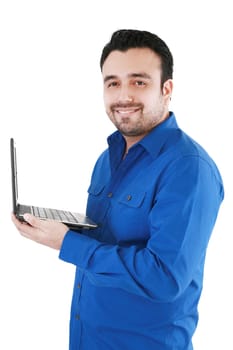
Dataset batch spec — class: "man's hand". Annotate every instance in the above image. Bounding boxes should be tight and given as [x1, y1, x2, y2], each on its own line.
[11, 213, 69, 250]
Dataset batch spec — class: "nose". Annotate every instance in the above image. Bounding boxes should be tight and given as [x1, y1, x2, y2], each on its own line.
[117, 85, 134, 103]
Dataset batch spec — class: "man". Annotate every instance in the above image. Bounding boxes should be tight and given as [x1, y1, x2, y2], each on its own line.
[12, 29, 224, 349]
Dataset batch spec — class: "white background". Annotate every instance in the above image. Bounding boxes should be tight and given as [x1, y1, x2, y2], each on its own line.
[0, 1, 232, 349]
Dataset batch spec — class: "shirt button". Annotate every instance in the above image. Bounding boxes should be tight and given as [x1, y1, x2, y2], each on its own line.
[127, 195, 132, 201]
[75, 314, 80, 320]
[77, 283, 81, 289]
[108, 192, 113, 198]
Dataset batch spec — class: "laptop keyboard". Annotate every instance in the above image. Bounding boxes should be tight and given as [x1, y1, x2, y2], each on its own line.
[32, 206, 80, 223]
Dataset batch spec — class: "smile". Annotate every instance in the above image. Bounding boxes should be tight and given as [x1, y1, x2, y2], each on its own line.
[115, 108, 141, 115]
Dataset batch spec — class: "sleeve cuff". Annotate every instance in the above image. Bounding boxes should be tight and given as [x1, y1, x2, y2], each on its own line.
[59, 230, 101, 269]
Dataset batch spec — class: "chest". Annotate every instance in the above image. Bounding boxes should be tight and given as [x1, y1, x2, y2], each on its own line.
[86, 152, 168, 245]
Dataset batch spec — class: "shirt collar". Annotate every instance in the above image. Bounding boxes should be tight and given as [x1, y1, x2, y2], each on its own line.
[107, 112, 179, 160]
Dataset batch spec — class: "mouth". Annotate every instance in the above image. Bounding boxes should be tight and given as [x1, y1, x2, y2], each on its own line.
[114, 107, 141, 117]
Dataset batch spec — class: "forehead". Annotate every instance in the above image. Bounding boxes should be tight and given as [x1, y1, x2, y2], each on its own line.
[102, 48, 162, 78]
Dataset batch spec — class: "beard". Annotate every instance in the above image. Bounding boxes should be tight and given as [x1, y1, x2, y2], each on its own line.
[114, 116, 150, 136]
[108, 102, 167, 137]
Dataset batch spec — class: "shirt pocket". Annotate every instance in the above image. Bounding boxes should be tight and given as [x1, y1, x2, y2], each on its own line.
[87, 182, 109, 224]
[109, 191, 149, 242]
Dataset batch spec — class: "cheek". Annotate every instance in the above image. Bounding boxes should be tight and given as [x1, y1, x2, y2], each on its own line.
[103, 96, 110, 113]
[145, 92, 163, 108]
[141, 95, 157, 111]
[103, 91, 114, 109]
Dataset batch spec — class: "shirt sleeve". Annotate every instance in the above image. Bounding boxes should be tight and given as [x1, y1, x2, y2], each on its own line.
[59, 156, 224, 302]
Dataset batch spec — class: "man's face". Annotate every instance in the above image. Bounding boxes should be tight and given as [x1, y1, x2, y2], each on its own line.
[102, 48, 173, 140]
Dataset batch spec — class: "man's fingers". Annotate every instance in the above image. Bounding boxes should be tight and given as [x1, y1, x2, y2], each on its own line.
[11, 213, 36, 237]
[12, 213, 44, 234]
[11, 212, 68, 250]
[23, 213, 42, 227]
[23, 213, 53, 229]
[11, 213, 27, 228]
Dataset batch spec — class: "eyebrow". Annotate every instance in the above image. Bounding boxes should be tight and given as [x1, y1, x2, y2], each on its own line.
[103, 72, 151, 83]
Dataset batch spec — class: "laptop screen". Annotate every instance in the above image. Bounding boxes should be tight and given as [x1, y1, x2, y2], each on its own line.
[10, 138, 18, 215]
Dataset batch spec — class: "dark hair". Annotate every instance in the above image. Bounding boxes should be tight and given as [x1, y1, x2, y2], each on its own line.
[100, 29, 173, 87]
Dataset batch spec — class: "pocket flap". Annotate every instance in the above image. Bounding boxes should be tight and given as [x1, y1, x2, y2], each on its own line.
[119, 191, 146, 208]
[88, 183, 105, 196]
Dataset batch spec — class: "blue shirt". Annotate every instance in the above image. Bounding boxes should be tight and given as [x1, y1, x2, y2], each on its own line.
[59, 112, 224, 350]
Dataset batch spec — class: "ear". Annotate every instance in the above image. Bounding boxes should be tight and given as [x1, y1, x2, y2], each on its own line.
[162, 79, 173, 99]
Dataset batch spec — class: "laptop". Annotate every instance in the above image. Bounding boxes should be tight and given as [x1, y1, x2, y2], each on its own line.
[10, 138, 98, 230]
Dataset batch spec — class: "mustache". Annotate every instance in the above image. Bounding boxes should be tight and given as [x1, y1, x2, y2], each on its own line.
[110, 103, 143, 110]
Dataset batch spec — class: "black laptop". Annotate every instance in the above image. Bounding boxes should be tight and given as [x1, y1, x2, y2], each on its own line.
[10, 138, 97, 230]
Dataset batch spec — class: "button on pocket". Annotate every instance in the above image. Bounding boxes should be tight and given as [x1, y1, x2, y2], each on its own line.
[119, 191, 146, 208]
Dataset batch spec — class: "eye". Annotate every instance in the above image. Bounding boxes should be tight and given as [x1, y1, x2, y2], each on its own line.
[134, 80, 146, 87]
[107, 81, 119, 88]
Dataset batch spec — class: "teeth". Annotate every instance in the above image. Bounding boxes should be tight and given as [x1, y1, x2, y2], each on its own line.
[117, 109, 137, 114]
